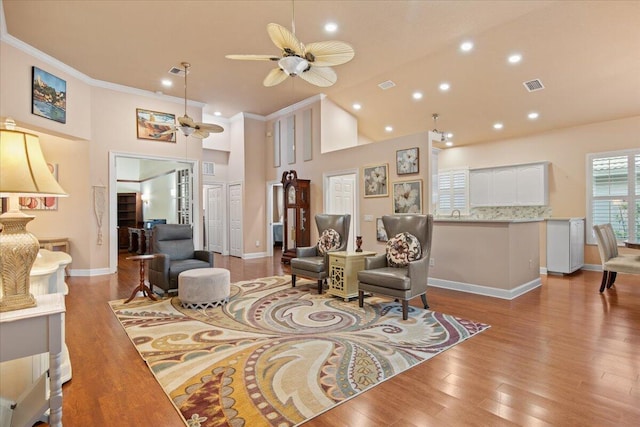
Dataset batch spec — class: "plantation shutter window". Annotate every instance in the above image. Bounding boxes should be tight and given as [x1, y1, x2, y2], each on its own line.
[587, 149, 639, 244]
[437, 169, 469, 215]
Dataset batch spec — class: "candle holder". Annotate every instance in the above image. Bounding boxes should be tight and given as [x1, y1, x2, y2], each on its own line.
[355, 235, 363, 252]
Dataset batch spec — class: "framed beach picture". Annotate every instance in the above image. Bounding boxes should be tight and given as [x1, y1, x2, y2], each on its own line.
[396, 147, 419, 175]
[363, 163, 388, 198]
[392, 179, 423, 214]
[136, 108, 176, 142]
[19, 163, 59, 211]
[376, 218, 388, 242]
[32, 66, 66, 124]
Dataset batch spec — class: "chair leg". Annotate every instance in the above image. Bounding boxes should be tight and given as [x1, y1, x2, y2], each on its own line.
[607, 271, 617, 288]
[317, 279, 323, 294]
[358, 290, 364, 308]
[599, 271, 608, 292]
[421, 294, 429, 310]
[291, 274, 296, 288]
[402, 300, 409, 320]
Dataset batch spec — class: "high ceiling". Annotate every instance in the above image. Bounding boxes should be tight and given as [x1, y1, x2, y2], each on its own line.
[2, 1, 639, 147]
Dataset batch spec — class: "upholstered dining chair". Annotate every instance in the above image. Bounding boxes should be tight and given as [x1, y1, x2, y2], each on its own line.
[148, 224, 214, 295]
[593, 223, 640, 292]
[290, 214, 351, 294]
[358, 214, 433, 320]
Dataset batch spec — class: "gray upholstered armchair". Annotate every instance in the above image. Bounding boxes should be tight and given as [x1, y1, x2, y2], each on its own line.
[290, 214, 351, 294]
[148, 224, 214, 294]
[357, 214, 433, 320]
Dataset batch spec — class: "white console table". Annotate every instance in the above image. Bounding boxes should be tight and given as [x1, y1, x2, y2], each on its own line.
[0, 293, 64, 427]
[0, 249, 71, 425]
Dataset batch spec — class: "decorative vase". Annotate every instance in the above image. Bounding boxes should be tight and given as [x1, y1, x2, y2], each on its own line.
[355, 235, 363, 252]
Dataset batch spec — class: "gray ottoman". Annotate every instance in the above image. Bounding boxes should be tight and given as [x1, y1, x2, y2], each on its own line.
[178, 268, 230, 309]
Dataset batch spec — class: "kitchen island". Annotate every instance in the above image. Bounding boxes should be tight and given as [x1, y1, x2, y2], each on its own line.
[429, 218, 543, 299]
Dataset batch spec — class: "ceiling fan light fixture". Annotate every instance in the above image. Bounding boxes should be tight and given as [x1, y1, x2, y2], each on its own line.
[178, 126, 195, 137]
[278, 56, 309, 76]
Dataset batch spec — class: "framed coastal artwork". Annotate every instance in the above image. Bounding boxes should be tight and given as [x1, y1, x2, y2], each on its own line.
[363, 163, 388, 198]
[136, 108, 176, 142]
[19, 163, 59, 210]
[392, 179, 423, 214]
[32, 66, 67, 124]
[396, 147, 419, 175]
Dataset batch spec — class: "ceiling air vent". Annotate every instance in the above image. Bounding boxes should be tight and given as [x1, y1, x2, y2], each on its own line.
[203, 162, 215, 176]
[168, 66, 188, 76]
[523, 79, 544, 92]
[378, 80, 396, 90]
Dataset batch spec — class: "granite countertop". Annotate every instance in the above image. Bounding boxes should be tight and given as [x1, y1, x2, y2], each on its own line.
[433, 218, 544, 223]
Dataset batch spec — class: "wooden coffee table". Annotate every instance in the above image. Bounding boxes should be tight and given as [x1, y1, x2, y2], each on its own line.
[125, 254, 157, 303]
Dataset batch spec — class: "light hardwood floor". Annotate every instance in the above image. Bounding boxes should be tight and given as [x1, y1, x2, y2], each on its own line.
[55, 251, 639, 426]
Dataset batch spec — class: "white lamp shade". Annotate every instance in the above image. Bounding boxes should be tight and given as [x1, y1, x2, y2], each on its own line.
[0, 130, 67, 197]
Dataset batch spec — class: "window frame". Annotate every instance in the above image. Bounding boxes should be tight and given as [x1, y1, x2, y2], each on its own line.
[586, 148, 639, 245]
[437, 168, 469, 216]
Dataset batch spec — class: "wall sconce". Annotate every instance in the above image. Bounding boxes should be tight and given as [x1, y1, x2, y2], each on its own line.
[141, 193, 150, 204]
[0, 127, 68, 312]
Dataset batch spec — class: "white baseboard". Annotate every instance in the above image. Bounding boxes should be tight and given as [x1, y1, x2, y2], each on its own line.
[581, 263, 602, 271]
[68, 268, 112, 277]
[243, 252, 268, 260]
[429, 277, 542, 300]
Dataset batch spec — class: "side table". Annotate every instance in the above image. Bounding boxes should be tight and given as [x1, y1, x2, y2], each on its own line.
[328, 251, 376, 301]
[125, 254, 157, 303]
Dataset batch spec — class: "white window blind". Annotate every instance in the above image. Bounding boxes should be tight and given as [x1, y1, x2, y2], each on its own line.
[587, 150, 639, 244]
[437, 169, 469, 215]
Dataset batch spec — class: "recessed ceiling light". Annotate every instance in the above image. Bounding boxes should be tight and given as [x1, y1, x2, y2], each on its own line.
[324, 22, 338, 32]
[508, 53, 522, 64]
[460, 41, 474, 52]
[528, 112, 539, 120]
[447, 132, 453, 138]
[214, 111, 222, 116]
[445, 141, 454, 147]
[493, 122, 504, 130]
[352, 103, 362, 110]
[161, 79, 172, 87]
[412, 92, 423, 100]
[385, 126, 393, 132]
[439, 82, 450, 92]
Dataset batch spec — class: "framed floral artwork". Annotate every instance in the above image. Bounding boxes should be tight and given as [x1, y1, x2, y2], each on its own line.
[392, 179, 423, 214]
[396, 147, 419, 175]
[376, 218, 388, 242]
[363, 163, 388, 197]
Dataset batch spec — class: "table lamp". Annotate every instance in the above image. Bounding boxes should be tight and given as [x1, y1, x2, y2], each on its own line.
[0, 126, 68, 312]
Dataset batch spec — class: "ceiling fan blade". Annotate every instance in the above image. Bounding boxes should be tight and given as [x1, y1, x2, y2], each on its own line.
[192, 129, 209, 139]
[267, 23, 303, 56]
[225, 54, 279, 61]
[158, 128, 177, 136]
[196, 123, 224, 133]
[299, 66, 337, 87]
[178, 115, 195, 127]
[304, 41, 355, 67]
[263, 68, 289, 87]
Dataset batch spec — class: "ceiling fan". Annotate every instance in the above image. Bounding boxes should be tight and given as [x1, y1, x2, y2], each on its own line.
[160, 62, 224, 139]
[226, 22, 355, 87]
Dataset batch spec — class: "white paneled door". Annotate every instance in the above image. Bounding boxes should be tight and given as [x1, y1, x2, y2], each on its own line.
[206, 185, 224, 254]
[229, 184, 243, 258]
[327, 174, 356, 251]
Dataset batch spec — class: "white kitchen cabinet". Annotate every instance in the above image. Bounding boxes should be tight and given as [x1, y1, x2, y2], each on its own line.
[470, 162, 549, 207]
[469, 169, 492, 206]
[546, 218, 584, 274]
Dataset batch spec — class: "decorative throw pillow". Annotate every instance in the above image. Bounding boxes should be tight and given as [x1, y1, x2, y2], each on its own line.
[317, 229, 341, 255]
[386, 232, 422, 267]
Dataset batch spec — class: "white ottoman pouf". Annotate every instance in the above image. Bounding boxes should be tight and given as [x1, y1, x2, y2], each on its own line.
[178, 268, 230, 309]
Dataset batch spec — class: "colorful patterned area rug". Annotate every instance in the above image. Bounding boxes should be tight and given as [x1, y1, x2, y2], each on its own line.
[109, 276, 489, 427]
